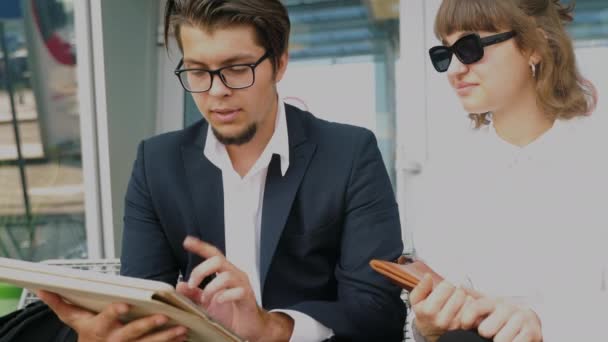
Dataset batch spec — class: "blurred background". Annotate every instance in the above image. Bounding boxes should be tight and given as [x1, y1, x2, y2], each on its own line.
[0, 0, 606, 313]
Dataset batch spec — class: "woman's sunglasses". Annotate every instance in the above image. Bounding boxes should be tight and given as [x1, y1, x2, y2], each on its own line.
[429, 31, 516, 72]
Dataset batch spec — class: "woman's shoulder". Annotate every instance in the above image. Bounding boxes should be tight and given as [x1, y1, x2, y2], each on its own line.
[555, 113, 606, 151]
[554, 113, 608, 180]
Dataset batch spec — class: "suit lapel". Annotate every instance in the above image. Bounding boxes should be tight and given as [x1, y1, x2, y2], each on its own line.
[181, 122, 225, 274]
[260, 107, 316, 294]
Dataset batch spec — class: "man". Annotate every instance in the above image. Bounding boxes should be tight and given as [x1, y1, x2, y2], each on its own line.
[40, 1, 405, 341]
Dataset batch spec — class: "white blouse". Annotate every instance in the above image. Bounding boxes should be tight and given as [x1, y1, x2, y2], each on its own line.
[412, 114, 608, 341]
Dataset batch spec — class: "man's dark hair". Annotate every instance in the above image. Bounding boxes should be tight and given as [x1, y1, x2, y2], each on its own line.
[164, 0, 291, 72]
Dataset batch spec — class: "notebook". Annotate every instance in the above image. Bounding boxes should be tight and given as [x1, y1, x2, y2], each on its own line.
[0, 257, 243, 342]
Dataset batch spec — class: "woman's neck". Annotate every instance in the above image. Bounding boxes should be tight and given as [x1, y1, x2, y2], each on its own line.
[492, 94, 555, 147]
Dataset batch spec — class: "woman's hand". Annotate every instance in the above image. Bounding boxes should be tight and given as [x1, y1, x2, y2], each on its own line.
[461, 297, 542, 342]
[409, 275, 472, 341]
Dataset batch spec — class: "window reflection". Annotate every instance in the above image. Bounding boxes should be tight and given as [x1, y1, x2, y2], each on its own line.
[282, 0, 400, 184]
[0, 0, 85, 261]
[569, 0, 608, 42]
[571, 0, 608, 117]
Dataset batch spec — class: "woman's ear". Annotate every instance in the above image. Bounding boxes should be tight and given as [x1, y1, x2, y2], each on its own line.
[529, 51, 541, 66]
[528, 28, 548, 65]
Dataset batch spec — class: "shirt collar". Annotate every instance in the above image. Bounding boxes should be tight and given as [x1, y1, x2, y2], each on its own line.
[203, 96, 290, 177]
[267, 96, 290, 176]
[487, 116, 563, 154]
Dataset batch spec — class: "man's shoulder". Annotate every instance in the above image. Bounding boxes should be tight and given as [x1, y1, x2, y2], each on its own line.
[286, 104, 375, 144]
[142, 119, 207, 151]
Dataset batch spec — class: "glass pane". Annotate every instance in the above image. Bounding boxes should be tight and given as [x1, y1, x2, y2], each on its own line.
[571, 0, 608, 115]
[0, 0, 86, 261]
[569, 0, 608, 42]
[280, 0, 400, 184]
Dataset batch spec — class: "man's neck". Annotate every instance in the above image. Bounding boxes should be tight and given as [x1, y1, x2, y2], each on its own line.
[492, 92, 554, 148]
[226, 99, 279, 177]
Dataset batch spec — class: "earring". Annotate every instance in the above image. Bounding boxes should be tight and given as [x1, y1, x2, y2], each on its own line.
[530, 63, 537, 78]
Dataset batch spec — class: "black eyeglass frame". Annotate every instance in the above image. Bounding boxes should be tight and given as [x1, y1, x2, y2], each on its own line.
[429, 31, 517, 72]
[174, 51, 270, 93]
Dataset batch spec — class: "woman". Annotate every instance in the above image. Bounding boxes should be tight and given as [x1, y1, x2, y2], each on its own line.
[409, 1, 606, 341]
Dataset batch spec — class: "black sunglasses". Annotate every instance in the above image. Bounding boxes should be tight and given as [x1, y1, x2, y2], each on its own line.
[429, 31, 516, 73]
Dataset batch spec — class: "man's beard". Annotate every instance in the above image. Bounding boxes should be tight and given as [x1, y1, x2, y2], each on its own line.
[212, 123, 258, 146]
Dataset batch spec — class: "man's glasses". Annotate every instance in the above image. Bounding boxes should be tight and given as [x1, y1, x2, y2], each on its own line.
[174, 52, 270, 93]
[429, 31, 516, 73]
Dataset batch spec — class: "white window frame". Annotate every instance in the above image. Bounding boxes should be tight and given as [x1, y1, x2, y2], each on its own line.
[74, 0, 105, 258]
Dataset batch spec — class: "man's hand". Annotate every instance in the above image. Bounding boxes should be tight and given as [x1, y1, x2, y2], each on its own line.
[409, 275, 477, 342]
[38, 290, 188, 342]
[179, 236, 293, 342]
[460, 297, 542, 342]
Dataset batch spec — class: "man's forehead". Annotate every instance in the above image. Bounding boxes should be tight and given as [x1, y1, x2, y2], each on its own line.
[182, 52, 260, 66]
[180, 24, 264, 64]
[180, 23, 260, 47]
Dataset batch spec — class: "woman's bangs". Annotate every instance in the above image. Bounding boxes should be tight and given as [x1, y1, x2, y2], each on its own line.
[434, 0, 512, 42]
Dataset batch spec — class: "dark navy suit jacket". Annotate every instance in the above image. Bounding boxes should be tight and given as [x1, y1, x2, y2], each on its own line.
[120, 104, 406, 341]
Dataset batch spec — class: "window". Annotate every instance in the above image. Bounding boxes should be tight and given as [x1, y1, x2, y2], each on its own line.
[569, 0, 608, 43]
[282, 0, 400, 184]
[571, 0, 608, 115]
[0, 0, 86, 261]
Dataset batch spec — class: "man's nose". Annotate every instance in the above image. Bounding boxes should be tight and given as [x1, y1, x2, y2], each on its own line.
[208, 73, 231, 97]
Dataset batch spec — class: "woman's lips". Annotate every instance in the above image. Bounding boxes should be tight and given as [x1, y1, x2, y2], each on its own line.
[455, 83, 478, 96]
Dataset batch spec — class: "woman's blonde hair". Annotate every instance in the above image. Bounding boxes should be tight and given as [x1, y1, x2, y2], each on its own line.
[434, 0, 597, 128]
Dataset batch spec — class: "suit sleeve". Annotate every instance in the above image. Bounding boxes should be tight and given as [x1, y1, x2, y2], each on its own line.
[286, 130, 406, 341]
[120, 141, 180, 285]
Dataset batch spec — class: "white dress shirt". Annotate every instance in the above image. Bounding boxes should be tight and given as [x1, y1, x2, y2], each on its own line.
[410, 115, 608, 341]
[203, 97, 334, 342]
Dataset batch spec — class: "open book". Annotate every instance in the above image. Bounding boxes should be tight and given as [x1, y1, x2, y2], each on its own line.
[370, 258, 444, 292]
[0, 257, 243, 342]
